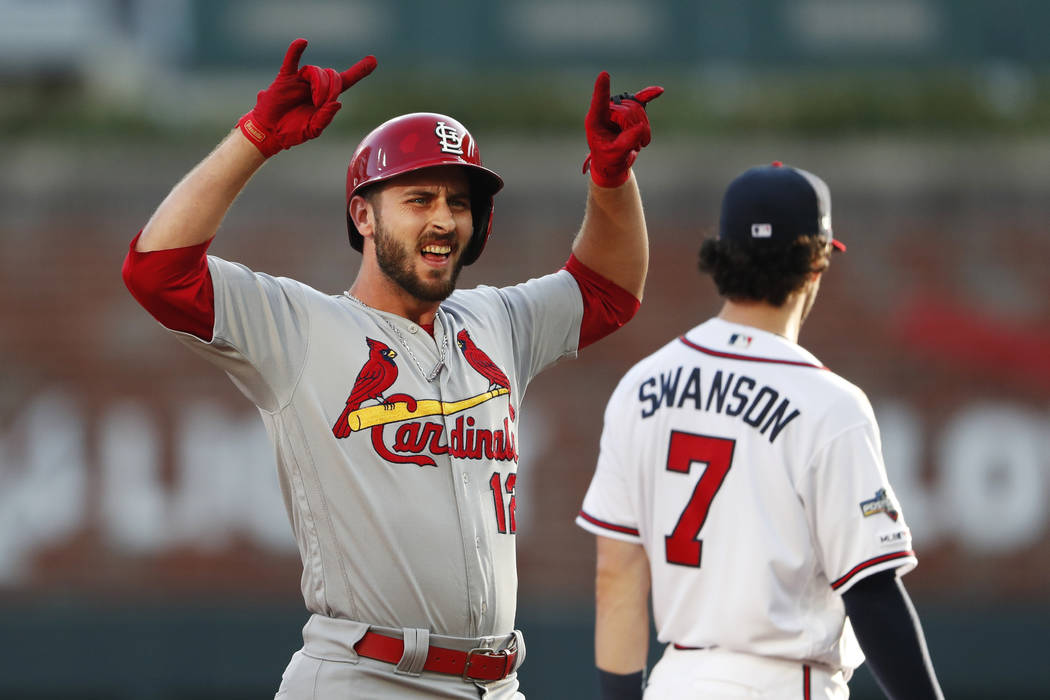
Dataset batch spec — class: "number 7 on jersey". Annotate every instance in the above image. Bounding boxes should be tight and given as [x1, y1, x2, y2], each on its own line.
[664, 431, 736, 567]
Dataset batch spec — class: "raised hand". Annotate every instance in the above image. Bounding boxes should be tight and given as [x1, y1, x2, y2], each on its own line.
[237, 38, 377, 158]
[583, 72, 664, 188]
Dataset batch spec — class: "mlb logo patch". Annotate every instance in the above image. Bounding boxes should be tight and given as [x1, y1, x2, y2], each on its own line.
[751, 223, 773, 238]
[729, 333, 753, 348]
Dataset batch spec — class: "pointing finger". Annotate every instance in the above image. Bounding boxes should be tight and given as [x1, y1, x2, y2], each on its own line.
[588, 71, 611, 123]
[279, 38, 309, 76]
[340, 55, 378, 92]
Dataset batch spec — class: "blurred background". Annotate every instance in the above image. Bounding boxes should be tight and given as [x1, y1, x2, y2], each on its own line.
[1, 0, 1048, 697]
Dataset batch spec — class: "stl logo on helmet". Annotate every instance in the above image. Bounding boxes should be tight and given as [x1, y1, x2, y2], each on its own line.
[435, 121, 465, 155]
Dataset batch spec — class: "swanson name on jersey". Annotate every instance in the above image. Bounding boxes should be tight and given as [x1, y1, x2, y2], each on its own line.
[638, 367, 800, 444]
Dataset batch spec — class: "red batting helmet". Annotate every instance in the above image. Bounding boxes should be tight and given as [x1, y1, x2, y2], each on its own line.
[346, 112, 504, 266]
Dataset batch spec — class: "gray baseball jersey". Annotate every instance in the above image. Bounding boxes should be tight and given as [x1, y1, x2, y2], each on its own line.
[173, 256, 582, 641]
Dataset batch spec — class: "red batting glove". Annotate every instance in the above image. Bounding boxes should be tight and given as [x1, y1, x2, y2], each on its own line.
[582, 72, 664, 188]
[237, 38, 377, 158]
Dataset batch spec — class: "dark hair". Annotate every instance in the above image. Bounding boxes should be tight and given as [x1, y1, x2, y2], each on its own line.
[698, 235, 830, 307]
[357, 182, 380, 206]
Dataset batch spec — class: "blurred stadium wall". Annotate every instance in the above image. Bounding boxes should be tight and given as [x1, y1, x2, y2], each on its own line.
[1, 1, 1048, 698]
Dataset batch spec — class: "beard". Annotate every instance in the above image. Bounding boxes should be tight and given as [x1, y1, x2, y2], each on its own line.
[373, 216, 465, 303]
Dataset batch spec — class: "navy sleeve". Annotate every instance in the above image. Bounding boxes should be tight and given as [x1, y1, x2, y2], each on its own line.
[597, 669, 644, 700]
[842, 570, 944, 700]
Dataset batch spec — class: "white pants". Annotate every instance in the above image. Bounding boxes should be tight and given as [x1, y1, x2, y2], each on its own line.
[644, 646, 850, 700]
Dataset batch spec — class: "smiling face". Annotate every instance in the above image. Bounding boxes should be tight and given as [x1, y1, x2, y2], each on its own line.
[358, 166, 474, 303]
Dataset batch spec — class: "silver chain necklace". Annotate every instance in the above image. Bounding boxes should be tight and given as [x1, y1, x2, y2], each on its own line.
[342, 292, 448, 382]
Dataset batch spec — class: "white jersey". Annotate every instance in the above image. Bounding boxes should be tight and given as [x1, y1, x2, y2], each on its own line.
[576, 318, 916, 672]
[174, 256, 583, 639]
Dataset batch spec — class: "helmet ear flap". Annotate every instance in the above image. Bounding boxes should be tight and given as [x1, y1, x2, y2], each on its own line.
[461, 173, 495, 266]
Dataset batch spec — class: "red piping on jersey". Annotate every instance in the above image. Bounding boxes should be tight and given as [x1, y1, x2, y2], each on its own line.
[831, 550, 915, 590]
[577, 510, 640, 537]
[678, 336, 828, 370]
[803, 664, 811, 699]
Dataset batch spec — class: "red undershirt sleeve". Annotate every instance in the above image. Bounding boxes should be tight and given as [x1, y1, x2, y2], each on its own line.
[121, 231, 216, 341]
[562, 254, 641, 350]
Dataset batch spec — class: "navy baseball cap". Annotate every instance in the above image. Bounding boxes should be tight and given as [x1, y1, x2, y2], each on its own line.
[719, 162, 846, 252]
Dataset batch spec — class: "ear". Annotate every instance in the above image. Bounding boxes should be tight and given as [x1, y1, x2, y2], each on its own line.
[349, 194, 375, 239]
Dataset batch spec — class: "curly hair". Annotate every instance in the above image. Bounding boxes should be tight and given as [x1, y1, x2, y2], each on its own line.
[698, 235, 830, 307]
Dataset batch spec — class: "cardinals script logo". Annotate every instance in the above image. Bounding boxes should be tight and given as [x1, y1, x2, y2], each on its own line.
[332, 333, 517, 468]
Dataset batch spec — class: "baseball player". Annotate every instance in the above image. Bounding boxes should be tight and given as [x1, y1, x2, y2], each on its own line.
[576, 164, 943, 699]
[121, 38, 662, 699]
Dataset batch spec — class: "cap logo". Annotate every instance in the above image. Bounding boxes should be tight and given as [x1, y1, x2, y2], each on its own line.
[435, 121, 464, 155]
[751, 223, 773, 238]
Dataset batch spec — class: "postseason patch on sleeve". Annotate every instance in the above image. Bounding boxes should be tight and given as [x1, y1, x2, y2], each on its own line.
[859, 488, 899, 522]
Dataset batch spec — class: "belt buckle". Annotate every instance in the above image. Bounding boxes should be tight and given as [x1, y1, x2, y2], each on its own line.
[462, 646, 512, 681]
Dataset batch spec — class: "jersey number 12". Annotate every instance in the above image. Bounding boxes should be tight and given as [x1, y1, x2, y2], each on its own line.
[664, 431, 736, 567]
[490, 472, 517, 534]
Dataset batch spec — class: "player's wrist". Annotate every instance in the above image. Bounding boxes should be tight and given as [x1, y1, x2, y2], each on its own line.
[597, 668, 644, 700]
[222, 125, 271, 170]
[587, 159, 633, 188]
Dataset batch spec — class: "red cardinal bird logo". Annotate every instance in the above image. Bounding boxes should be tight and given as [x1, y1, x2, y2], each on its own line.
[332, 338, 399, 438]
[456, 329, 515, 420]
